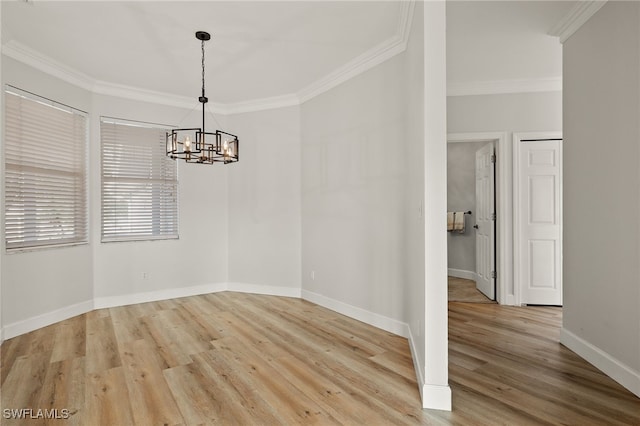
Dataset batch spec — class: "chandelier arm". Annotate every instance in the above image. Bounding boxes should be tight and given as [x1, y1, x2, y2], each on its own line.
[167, 31, 238, 165]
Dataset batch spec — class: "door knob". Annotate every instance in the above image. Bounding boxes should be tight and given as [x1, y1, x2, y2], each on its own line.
[473, 224, 479, 229]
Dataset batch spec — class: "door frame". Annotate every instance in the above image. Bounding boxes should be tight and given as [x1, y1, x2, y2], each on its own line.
[512, 131, 563, 306]
[447, 132, 513, 305]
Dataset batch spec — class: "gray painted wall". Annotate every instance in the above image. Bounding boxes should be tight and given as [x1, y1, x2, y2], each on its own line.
[447, 142, 477, 273]
[448, 91, 562, 134]
[563, 1, 640, 395]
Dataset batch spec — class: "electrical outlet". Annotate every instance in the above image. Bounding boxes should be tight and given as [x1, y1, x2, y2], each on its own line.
[311, 270, 315, 280]
[142, 272, 149, 280]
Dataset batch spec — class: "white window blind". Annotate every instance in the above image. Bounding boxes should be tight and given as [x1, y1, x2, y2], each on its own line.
[101, 118, 178, 242]
[4, 87, 88, 251]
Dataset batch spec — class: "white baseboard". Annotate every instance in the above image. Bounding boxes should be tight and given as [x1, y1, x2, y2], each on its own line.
[561, 327, 640, 398]
[228, 282, 302, 298]
[447, 268, 476, 281]
[3, 282, 302, 339]
[407, 325, 425, 400]
[94, 282, 228, 310]
[3, 299, 94, 340]
[422, 384, 452, 411]
[301, 289, 409, 338]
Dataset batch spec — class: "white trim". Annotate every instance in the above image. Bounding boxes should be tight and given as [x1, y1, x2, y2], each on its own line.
[297, 36, 405, 104]
[228, 282, 301, 299]
[422, 384, 452, 411]
[4, 282, 303, 338]
[93, 282, 228, 310]
[3, 300, 93, 340]
[447, 268, 476, 281]
[407, 325, 425, 402]
[447, 77, 562, 97]
[222, 94, 300, 115]
[512, 132, 562, 306]
[447, 132, 513, 305]
[1, 1, 415, 114]
[92, 79, 226, 114]
[549, 1, 608, 44]
[2, 40, 94, 92]
[561, 328, 640, 398]
[301, 289, 408, 338]
[298, 0, 414, 104]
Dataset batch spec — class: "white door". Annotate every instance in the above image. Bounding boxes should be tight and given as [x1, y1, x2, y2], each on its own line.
[475, 142, 495, 300]
[517, 139, 562, 305]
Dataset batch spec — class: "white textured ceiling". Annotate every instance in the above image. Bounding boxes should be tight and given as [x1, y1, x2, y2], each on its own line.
[2, 1, 401, 104]
[447, 1, 577, 89]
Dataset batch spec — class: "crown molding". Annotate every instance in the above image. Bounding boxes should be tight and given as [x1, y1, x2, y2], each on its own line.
[447, 76, 562, 97]
[223, 93, 300, 115]
[548, 0, 608, 44]
[92, 80, 227, 114]
[2, 40, 94, 91]
[297, 0, 415, 104]
[2, 0, 415, 114]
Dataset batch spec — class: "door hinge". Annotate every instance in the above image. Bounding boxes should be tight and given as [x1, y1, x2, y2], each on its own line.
[491, 271, 497, 279]
[491, 154, 496, 163]
[491, 213, 496, 221]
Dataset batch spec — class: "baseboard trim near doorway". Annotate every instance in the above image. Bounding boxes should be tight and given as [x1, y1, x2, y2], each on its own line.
[560, 327, 640, 398]
[447, 268, 476, 281]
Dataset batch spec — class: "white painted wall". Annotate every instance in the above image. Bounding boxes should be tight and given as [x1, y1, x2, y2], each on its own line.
[1, 57, 94, 328]
[447, 142, 477, 274]
[91, 95, 229, 303]
[300, 39, 408, 323]
[562, 1, 640, 397]
[227, 106, 301, 294]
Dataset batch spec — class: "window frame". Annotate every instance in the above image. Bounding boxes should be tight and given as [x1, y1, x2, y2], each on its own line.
[4, 85, 89, 253]
[100, 116, 179, 243]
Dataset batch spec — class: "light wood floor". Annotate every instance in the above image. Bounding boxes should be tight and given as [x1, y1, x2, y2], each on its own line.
[1, 292, 639, 425]
[448, 276, 495, 303]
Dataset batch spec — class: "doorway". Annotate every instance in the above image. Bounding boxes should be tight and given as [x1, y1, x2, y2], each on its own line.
[447, 132, 512, 304]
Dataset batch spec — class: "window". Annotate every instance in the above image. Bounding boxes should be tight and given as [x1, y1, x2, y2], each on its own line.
[101, 118, 178, 242]
[4, 86, 88, 251]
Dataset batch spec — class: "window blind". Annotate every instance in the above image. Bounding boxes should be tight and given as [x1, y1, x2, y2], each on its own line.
[101, 118, 178, 242]
[4, 87, 88, 251]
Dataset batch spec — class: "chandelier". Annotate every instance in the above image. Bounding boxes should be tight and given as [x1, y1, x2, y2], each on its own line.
[166, 31, 239, 164]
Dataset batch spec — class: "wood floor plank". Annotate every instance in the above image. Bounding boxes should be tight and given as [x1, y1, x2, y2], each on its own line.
[190, 347, 284, 425]
[208, 335, 337, 425]
[1, 351, 51, 422]
[2, 292, 640, 425]
[37, 357, 85, 425]
[119, 339, 184, 426]
[85, 367, 135, 426]
[139, 310, 200, 368]
[85, 316, 121, 374]
[109, 305, 152, 345]
[50, 315, 86, 363]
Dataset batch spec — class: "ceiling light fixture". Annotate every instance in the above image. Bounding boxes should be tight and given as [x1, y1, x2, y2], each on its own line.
[166, 31, 239, 164]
